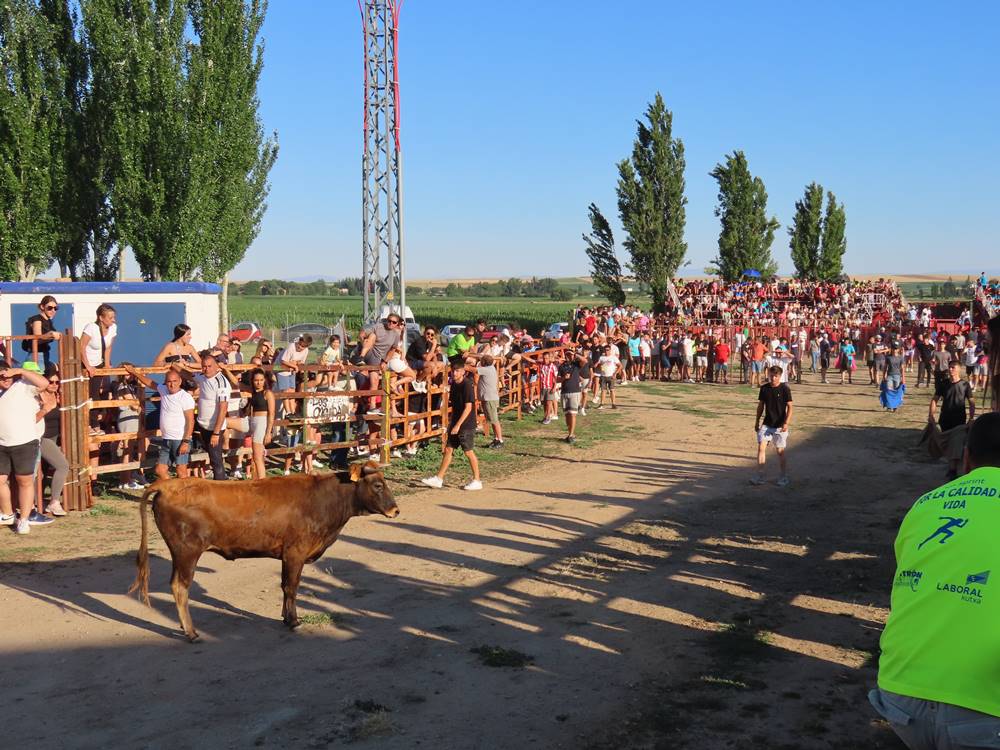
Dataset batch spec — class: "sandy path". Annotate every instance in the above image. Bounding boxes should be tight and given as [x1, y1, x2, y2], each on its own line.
[1, 374, 937, 749]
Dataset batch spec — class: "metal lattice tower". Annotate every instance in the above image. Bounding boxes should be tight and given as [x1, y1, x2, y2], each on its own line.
[360, 0, 405, 324]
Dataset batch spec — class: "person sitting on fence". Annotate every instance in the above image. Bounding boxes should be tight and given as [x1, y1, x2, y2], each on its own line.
[209, 333, 235, 365]
[277, 334, 312, 417]
[124, 364, 195, 481]
[357, 316, 403, 413]
[385, 346, 417, 414]
[114, 365, 148, 490]
[445, 324, 476, 363]
[253, 338, 275, 366]
[36, 364, 68, 517]
[0, 361, 54, 534]
[154, 324, 200, 366]
[79, 303, 117, 436]
[22, 295, 62, 367]
[421, 358, 482, 491]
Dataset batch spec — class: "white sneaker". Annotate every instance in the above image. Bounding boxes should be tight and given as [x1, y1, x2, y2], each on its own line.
[312, 460, 325, 468]
[421, 476, 443, 489]
[45, 501, 66, 517]
[579, 407, 587, 416]
[0, 513, 14, 526]
[390, 449, 404, 459]
[15, 519, 30, 535]
[463, 480, 483, 491]
[284, 469, 291, 476]
[231, 468, 245, 480]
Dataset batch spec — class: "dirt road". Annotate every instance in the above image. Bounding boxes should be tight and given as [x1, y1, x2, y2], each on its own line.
[2, 373, 940, 749]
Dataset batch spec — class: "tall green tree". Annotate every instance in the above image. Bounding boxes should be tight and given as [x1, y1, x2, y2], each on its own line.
[817, 190, 846, 280]
[788, 182, 824, 280]
[185, 0, 277, 283]
[708, 150, 779, 281]
[582, 202, 625, 306]
[0, 0, 58, 280]
[616, 92, 687, 312]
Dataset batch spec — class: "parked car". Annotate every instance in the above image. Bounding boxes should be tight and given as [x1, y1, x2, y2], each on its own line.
[280, 322, 333, 344]
[228, 321, 262, 342]
[542, 322, 570, 345]
[440, 324, 466, 345]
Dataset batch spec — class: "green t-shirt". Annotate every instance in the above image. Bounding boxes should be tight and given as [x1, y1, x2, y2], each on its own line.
[446, 332, 475, 359]
[878, 466, 1000, 716]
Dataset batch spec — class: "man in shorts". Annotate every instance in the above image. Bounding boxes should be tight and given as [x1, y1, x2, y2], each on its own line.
[597, 345, 620, 409]
[476, 354, 503, 448]
[714, 339, 731, 385]
[0, 362, 52, 534]
[422, 359, 481, 490]
[753, 365, 793, 487]
[559, 351, 584, 444]
[124, 365, 195, 480]
[750, 336, 768, 387]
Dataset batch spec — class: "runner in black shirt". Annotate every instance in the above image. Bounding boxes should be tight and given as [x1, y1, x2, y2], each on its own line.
[929, 359, 976, 479]
[753, 365, 794, 487]
[421, 359, 482, 491]
[559, 353, 583, 444]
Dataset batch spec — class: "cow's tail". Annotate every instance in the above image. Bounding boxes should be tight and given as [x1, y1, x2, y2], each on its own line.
[128, 486, 159, 606]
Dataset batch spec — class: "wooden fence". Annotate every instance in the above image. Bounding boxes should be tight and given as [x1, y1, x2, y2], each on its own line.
[1, 333, 575, 513]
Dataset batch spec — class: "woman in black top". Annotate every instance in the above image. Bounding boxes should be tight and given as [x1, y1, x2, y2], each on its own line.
[23, 295, 61, 366]
[38, 365, 69, 516]
[154, 324, 200, 366]
[245, 368, 275, 480]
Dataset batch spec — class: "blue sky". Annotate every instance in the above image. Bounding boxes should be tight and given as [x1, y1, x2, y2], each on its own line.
[230, 1, 999, 281]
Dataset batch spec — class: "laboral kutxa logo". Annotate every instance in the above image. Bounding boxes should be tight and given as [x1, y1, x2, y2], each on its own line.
[893, 569, 923, 591]
[936, 570, 990, 604]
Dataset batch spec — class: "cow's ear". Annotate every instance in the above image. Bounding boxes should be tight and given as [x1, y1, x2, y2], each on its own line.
[349, 463, 363, 482]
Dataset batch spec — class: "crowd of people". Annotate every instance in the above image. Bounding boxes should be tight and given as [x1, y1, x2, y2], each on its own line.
[1, 285, 996, 536]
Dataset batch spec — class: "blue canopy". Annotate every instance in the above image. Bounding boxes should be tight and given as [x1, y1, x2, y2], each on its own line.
[742, 269, 761, 278]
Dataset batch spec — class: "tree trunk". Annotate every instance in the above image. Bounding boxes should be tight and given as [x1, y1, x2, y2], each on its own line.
[220, 271, 230, 334]
[117, 247, 125, 281]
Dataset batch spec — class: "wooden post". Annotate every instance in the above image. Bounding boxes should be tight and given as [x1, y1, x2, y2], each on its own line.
[381, 370, 391, 465]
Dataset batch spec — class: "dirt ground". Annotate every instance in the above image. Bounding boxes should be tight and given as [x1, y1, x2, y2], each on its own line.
[1, 367, 960, 749]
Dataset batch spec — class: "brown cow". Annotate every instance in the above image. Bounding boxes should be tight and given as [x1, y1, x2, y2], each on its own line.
[129, 461, 399, 641]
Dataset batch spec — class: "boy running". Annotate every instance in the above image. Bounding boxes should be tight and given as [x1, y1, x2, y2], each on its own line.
[753, 365, 793, 487]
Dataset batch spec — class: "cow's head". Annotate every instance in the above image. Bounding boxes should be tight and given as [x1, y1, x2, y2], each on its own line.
[349, 461, 400, 518]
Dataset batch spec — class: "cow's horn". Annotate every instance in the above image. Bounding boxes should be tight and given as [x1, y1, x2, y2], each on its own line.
[362, 463, 380, 476]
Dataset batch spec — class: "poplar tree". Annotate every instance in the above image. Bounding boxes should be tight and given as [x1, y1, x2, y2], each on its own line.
[616, 92, 687, 312]
[186, 0, 277, 284]
[0, 0, 57, 280]
[582, 202, 625, 306]
[788, 182, 824, 280]
[709, 150, 779, 281]
[817, 190, 846, 280]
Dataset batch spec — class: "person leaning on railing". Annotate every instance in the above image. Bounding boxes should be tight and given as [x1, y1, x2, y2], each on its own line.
[22, 295, 62, 367]
[79, 303, 117, 435]
[124, 364, 196, 481]
[174, 354, 230, 480]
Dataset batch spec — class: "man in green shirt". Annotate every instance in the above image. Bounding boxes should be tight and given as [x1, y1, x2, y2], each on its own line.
[871, 412, 1000, 748]
[446, 324, 476, 361]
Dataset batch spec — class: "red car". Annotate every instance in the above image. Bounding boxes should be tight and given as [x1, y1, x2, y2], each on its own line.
[228, 321, 262, 342]
[480, 323, 513, 342]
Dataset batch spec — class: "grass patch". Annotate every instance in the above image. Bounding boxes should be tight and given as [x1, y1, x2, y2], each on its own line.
[88, 503, 127, 517]
[0, 545, 48, 561]
[470, 644, 534, 668]
[299, 612, 338, 627]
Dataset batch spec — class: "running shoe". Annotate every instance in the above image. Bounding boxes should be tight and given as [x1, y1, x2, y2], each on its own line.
[463, 480, 483, 491]
[26, 510, 54, 526]
[45, 501, 66, 517]
[421, 476, 443, 489]
[0, 513, 15, 526]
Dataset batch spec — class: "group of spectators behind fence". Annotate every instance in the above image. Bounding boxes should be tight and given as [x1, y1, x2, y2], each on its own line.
[1, 279, 997, 517]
